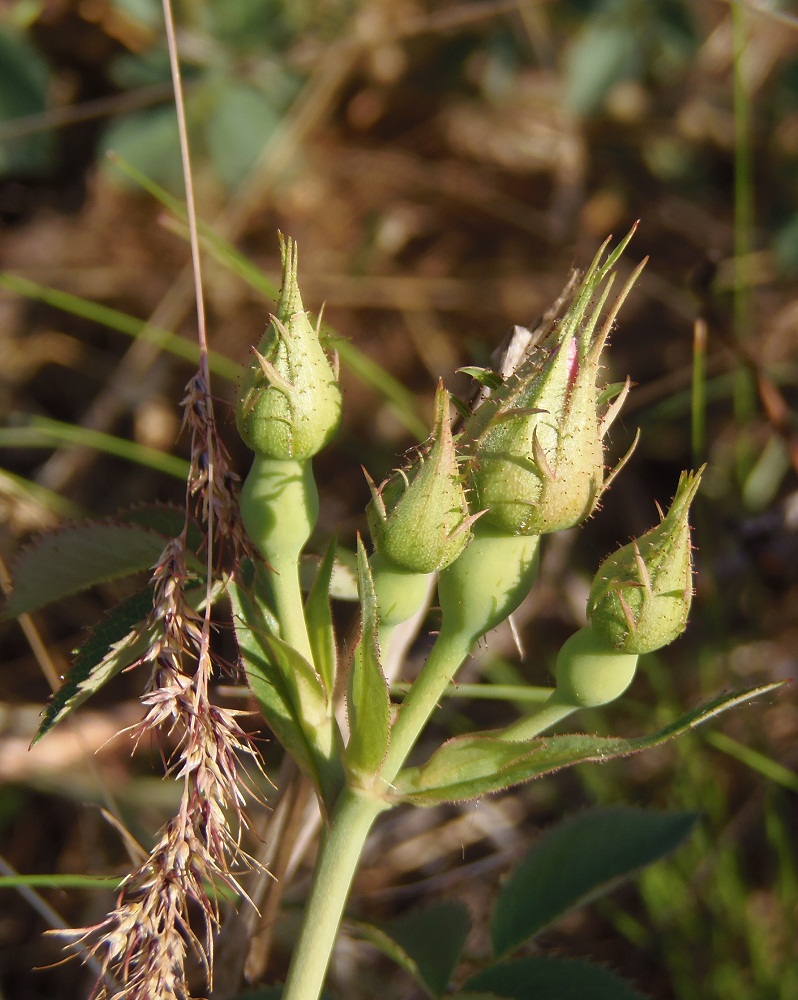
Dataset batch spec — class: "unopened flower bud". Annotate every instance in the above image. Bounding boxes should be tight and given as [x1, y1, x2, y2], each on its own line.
[464, 230, 643, 536]
[237, 235, 342, 460]
[588, 468, 703, 654]
[366, 382, 477, 574]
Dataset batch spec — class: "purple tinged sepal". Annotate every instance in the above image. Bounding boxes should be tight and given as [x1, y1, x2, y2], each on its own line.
[366, 382, 479, 574]
[237, 234, 342, 460]
[464, 228, 643, 536]
[587, 468, 704, 654]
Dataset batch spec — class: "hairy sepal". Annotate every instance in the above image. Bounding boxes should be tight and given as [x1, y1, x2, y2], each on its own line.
[230, 564, 343, 813]
[345, 538, 391, 783]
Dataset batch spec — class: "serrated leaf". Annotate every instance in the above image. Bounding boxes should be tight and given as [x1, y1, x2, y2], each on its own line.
[350, 921, 431, 996]
[34, 581, 223, 744]
[354, 901, 471, 998]
[465, 956, 647, 1000]
[231, 563, 343, 813]
[117, 503, 202, 550]
[392, 684, 781, 805]
[491, 806, 696, 955]
[4, 521, 177, 618]
[305, 538, 337, 698]
[34, 588, 156, 744]
[345, 539, 391, 781]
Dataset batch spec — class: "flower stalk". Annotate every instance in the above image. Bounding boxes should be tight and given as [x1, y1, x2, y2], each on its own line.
[281, 789, 387, 1000]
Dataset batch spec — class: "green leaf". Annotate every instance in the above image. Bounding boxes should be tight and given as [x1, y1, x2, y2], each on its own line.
[34, 588, 155, 744]
[564, 21, 639, 116]
[465, 956, 647, 1000]
[101, 105, 185, 192]
[392, 684, 782, 805]
[205, 81, 280, 189]
[491, 806, 696, 955]
[116, 503, 202, 549]
[230, 564, 343, 812]
[354, 901, 471, 997]
[0, 27, 54, 175]
[345, 539, 391, 781]
[305, 538, 338, 698]
[34, 582, 223, 744]
[4, 520, 179, 618]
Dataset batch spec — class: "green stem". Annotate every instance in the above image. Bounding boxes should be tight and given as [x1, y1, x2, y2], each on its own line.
[267, 548, 313, 663]
[380, 625, 473, 784]
[499, 689, 577, 741]
[381, 525, 541, 783]
[281, 788, 386, 1000]
[283, 523, 541, 1000]
[239, 455, 317, 663]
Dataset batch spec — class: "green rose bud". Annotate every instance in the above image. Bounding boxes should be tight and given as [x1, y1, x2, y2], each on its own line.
[553, 624, 639, 708]
[366, 381, 477, 574]
[237, 234, 342, 460]
[500, 621, 639, 740]
[587, 468, 704, 654]
[464, 229, 643, 536]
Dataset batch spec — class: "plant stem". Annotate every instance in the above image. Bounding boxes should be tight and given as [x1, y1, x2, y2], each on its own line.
[380, 526, 541, 783]
[499, 689, 577, 741]
[380, 625, 473, 784]
[283, 525, 541, 999]
[239, 456, 318, 662]
[267, 548, 313, 663]
[280, 787, 386, 1000]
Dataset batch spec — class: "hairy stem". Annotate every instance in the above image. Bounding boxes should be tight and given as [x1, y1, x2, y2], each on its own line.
[380, 625, 474, 784]
[239, 455, 317, 662]
[499, 689, 578, 741]
[280, 788, 386, 1000]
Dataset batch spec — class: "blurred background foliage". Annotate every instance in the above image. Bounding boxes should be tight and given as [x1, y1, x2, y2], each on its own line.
[0, 1, 797, 998]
